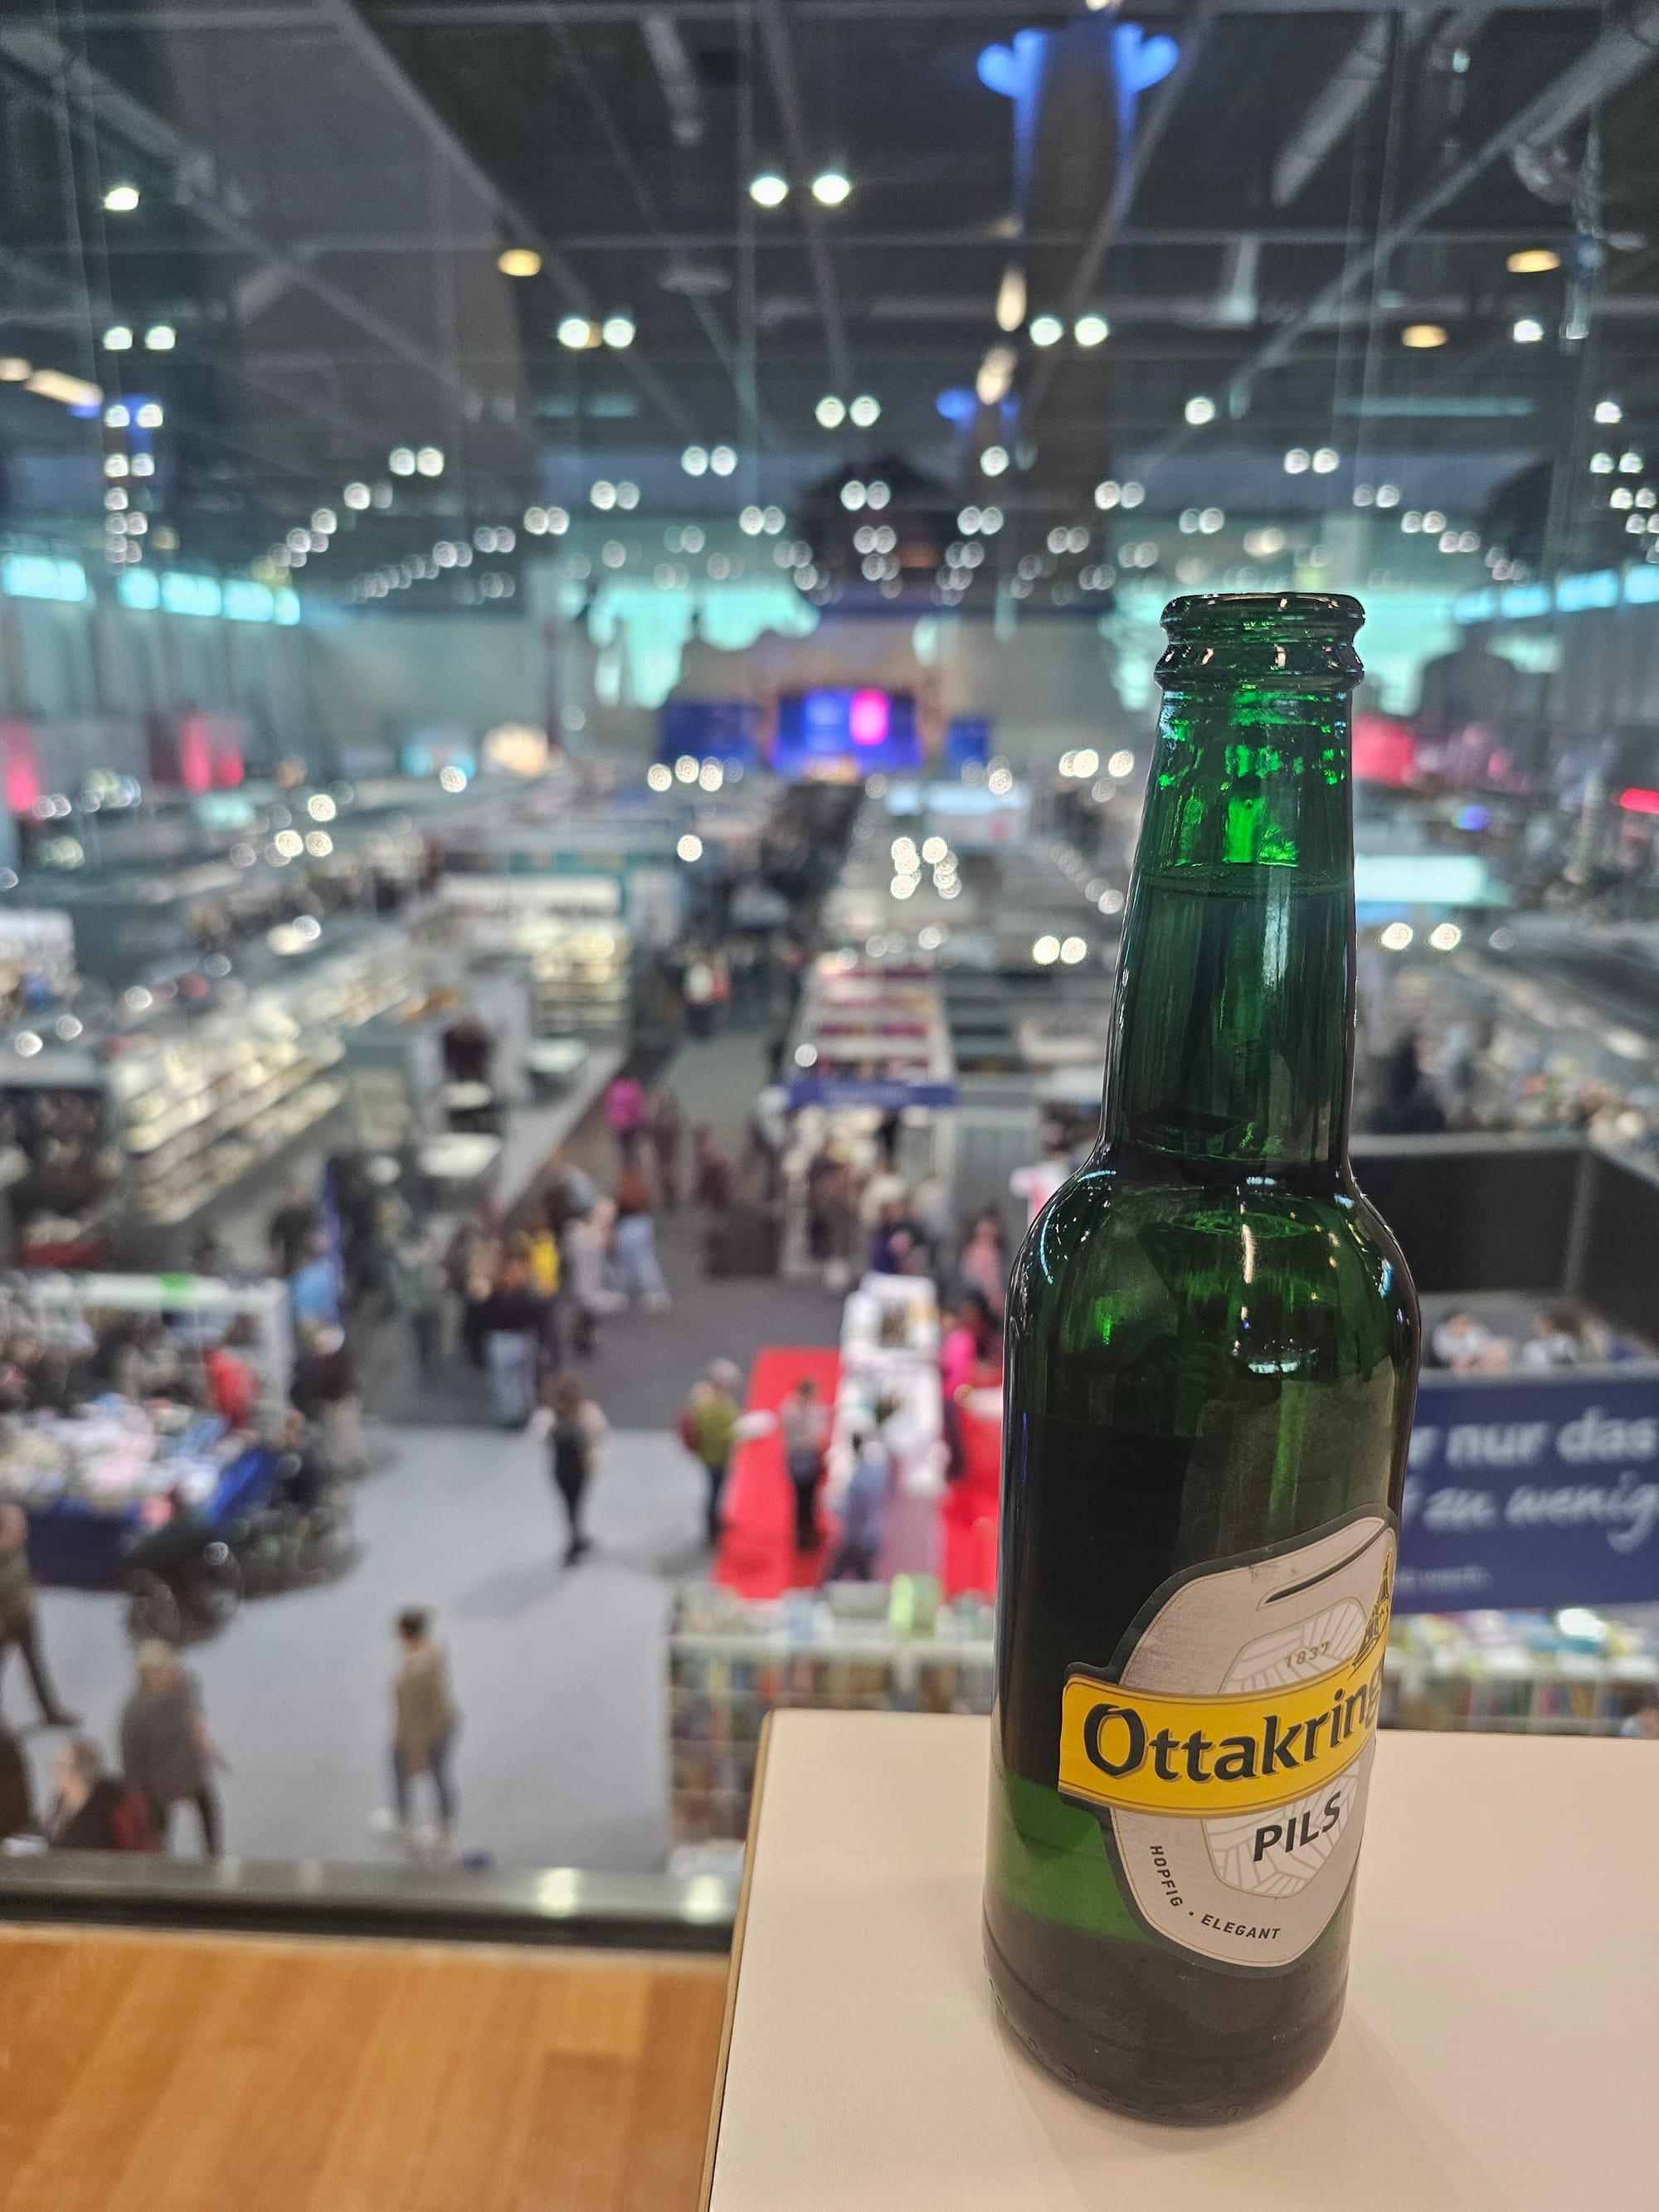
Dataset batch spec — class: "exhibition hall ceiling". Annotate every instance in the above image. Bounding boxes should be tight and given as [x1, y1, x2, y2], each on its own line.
[1, 0, 1657, 600]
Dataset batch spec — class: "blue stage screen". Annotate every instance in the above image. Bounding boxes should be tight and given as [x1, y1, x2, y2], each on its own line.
[771, 689, 923, 778]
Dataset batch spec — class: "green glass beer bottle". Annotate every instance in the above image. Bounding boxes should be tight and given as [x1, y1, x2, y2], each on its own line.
[984, 592, 1419, 2122]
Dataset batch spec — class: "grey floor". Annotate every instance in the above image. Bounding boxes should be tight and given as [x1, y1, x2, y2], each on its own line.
[12, 1422, 707, 1871]
[4, 1033, 844, 1870]
[372, 1031, 845, 1427]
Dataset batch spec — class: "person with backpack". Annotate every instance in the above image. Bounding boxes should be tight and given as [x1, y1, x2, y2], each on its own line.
[46, 1735, 149, 1851]
[532, 1373, 608, 1564]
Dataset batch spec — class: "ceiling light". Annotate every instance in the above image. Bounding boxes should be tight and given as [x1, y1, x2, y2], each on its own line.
[0, 357, 30, 382]
[810, 170, 851, 207]
[749, 173, 789, 207]
[557, 314, 600, 349]
[1374, 483, 1400, 508]
[980, 504, 1003, 532]
[865, 479, 889, 508]
[497, 246, 542, 277]
[815, 395, 846, 429]
[1283, 447, 1310, 474]
[975, 344, 1017, 406]
[102, 324, 133, 351]
[1029, 313, 1064, 348]
[1618, 450, 1644, 474]
[1512, 316, 1545, 343]
[103, 182, 140, 213]
[1401, 323, 1447, 348]
[1311, 447, 1340, 473]
[135, 401, 163, 428]
[995, 265, 1026, 334]
[389, 446, 416, 475]
[1507, 247, 1559, 275]
[1032, 935, 1060, 965]
[1610, 487, 1635, 509]
[739, 505, 764, 535]
[1184, 394, 1217, 425]
[105, 401, 130, 429]
[840, 480, 866, 510]
[709, 445, 737, 475]
[1074, 313, 1109, 347]
[312, 507, 337, 533]
[1352, 484, 1374, 506]
[343, 481, 371, 508]
[980, 444, 1009, 476]
[143, 323, 175, 351]
[681, 444, 709, 475]
[1595, 398, 1623, 425]
[601, 312, 635, 348]
[1095, 480, 1121, 509]
[1589, 452, 1614, 474]
[677, 833, 703, 862]
[416, 445, 444, 475]
[591, 480, 617, 509]
[849, 394, 881, 426]
[1379, 921, 1413, 951]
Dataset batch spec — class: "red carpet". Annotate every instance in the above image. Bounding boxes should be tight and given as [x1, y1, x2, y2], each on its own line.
[715, 1345, 842, 1597]
[938, 1398, 1000, 1598]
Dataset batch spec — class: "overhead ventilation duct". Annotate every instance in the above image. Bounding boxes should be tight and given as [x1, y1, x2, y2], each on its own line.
[1271, 15, 1393, 208]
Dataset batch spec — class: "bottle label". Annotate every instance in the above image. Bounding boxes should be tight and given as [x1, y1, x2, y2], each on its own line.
[1057, 1510, 1395, 1971]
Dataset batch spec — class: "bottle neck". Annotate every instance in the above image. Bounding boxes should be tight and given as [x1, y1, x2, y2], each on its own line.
[1102, 679, 1356, 1172]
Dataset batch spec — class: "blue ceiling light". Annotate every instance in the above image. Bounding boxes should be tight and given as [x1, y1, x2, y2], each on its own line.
[936, 388, 978, 425]
[1112, 24, 1180, 95]
[975, 32, 1044, 101]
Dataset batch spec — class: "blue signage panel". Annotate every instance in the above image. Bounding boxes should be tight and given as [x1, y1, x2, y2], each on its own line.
[787, 1076, 956, 1111]
[1398, 1373, 1659, 1612]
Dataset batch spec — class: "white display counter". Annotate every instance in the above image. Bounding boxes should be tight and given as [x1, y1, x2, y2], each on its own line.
[702, 1709, 1657, 2211]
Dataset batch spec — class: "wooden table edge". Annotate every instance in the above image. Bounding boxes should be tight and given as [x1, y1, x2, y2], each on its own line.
[697, 1707, 774, 2212]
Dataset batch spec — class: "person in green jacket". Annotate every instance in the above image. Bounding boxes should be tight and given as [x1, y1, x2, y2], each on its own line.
[679, 1361, 742, 1549]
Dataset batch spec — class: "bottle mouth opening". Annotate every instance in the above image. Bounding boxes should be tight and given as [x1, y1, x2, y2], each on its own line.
[1161, 591, 1364, 638]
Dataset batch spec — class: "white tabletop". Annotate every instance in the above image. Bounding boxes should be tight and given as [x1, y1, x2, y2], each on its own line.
[704, 1709, 1658, 2212]
[525, 1038, 591, 1076]
[417, 1133, 502, 1179]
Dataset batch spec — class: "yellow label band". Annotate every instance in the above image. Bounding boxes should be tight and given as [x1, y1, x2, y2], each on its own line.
[1058, 1647, 1386, 1820]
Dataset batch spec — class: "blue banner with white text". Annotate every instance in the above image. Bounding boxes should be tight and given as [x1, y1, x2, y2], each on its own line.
[1397, 1373, 1659, 1612]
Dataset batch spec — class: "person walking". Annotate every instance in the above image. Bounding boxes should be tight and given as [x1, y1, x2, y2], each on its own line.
[825, 1422, 891, 1582]
[267, 1180, 319, 1278]
[390, 1228, 448, 1376]
[0, 1503, 77, 1729]
[780, 1376, 830, 1553]
[119, 1642, 222, 1857]
[612, 1171, 672, 1310]
[479, 1256, 546, 1427]
[381, 1607, 459, 1856]
[0, 1718, 32, 1841]
[679, 1361, 742, 1548]
[604, 1069, 648, 1172]
[290, 1320, 367, 1479]
[533, 1373, 609, 1563]
[566, 1197, 620, 1355]
[649, 1085, 686, 1211]
[957, 1209, 1010, 1315]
